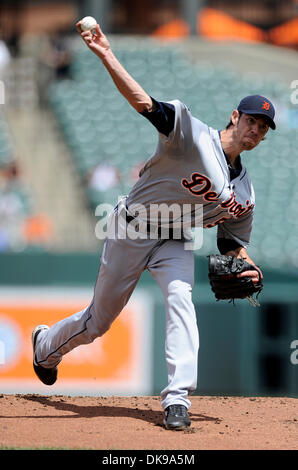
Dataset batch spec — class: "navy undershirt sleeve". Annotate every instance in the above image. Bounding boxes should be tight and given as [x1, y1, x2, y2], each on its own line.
[141, 97, 175, 137]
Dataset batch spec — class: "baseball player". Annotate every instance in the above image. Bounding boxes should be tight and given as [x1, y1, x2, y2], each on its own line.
[32, 20, 276, 431]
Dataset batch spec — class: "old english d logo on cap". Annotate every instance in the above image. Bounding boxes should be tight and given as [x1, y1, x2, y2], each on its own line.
[261, 100, 270, 111]
[237, 95, 276, 129]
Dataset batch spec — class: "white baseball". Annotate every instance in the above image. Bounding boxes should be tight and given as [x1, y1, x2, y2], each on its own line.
[80, 16, 97, 32]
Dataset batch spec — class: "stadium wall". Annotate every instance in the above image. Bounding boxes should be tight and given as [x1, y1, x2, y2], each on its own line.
[0, 253, 297, 398]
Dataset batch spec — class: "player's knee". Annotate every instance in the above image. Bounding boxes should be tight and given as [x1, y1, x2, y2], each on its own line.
[85, 305, 113, 339]
[88, 320, 112, 340]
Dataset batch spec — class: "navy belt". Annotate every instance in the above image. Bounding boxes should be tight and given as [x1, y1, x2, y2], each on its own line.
[124, 209, 183, 239]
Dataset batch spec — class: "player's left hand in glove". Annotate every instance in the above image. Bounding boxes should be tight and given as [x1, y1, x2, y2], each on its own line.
[208, 254, 263, 307]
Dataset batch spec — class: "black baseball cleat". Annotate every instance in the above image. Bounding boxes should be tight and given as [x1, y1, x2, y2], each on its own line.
[163, 404, 191, 431]
[32, 325, 57, 386]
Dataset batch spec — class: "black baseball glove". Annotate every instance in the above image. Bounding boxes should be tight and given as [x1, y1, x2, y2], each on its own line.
[208, 254, 263, 306]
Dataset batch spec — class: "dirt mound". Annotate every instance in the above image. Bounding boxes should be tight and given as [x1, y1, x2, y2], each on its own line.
[0, 394, 297, 450]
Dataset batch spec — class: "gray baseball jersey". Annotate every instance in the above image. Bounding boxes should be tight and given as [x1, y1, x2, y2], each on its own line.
[127, 99, 255, 247]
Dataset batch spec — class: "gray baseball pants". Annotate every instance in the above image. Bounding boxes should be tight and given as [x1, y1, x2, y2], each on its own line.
[35, 201, 199, 410]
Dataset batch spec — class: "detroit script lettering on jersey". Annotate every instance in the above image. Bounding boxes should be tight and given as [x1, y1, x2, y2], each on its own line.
[181, 172, 254, 218]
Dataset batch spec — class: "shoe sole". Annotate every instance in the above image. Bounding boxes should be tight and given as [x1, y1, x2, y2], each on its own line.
[163, 419, 191, 431]
[32, 324, 49, 365]
[32, 325, 57, 386]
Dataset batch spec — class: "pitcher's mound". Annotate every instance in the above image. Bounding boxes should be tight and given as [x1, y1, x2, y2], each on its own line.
[0, 394, 297, 450]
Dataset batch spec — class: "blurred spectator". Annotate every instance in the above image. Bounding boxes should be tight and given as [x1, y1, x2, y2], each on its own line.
[34, 29, 72, 106]
[45, 29, 72, 80]
[38, 29, 72, 81]
[7, 30, 21, 58]
[0, 159, 54, 252]
[87, 163, 121, 192]
[0, 160, 31, 251]
[0, 29, 11, 79]
[22, 213, 54, 249]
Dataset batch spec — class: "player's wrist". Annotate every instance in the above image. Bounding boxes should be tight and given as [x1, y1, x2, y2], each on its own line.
[100, 47, 114, 63]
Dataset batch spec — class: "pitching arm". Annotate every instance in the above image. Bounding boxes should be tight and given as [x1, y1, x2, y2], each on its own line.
[76, 21, 153, 113]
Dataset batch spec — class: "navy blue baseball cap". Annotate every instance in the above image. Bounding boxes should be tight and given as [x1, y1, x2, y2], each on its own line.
[237, 95, 276, 130]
